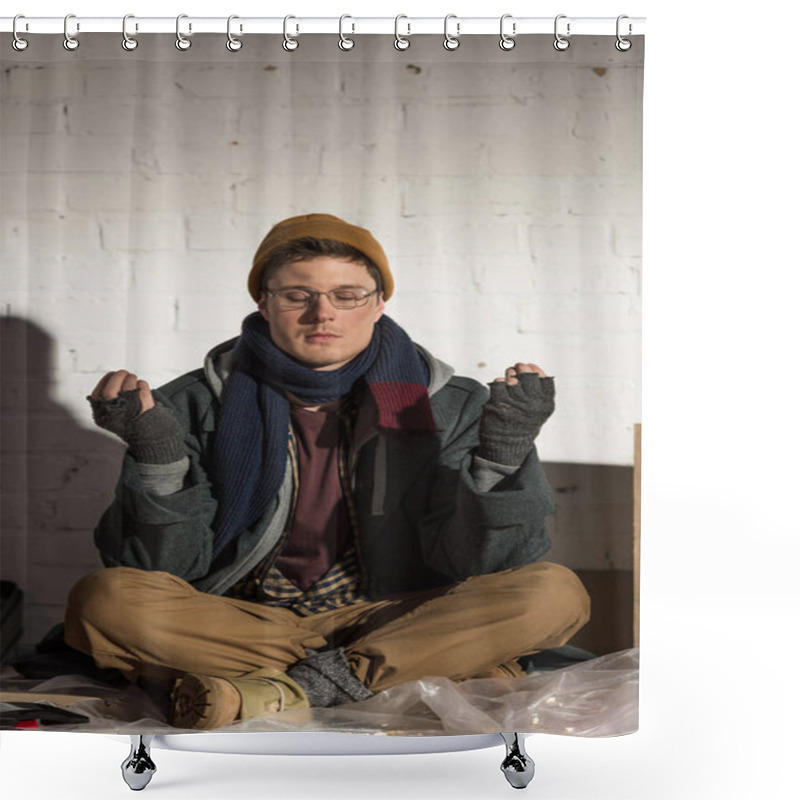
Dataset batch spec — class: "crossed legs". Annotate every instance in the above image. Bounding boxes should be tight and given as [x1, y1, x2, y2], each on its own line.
[65, 561, 589, 700]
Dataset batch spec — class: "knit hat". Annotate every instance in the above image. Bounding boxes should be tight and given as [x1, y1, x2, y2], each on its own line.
[248, 213, 394, 302]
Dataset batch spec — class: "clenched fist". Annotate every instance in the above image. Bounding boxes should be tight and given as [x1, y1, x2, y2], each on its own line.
[91, 370, 155, 412]
[477, 362, 555, 466]
[88, 370, 186, 464]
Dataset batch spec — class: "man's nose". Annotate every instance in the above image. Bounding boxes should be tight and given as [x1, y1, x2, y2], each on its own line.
[305, 293, 337, 320]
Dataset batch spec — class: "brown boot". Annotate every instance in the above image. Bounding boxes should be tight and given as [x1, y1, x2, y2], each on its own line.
[169, 671, 309, 730]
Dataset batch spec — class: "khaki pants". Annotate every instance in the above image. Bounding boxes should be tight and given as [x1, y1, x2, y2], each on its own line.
[64, 562, 589, 694]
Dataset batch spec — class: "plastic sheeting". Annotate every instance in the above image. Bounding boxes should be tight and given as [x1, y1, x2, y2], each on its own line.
[5, 648, 637, 738]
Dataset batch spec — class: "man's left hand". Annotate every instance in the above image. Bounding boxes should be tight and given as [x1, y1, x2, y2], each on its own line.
[477, 362, 555, 467]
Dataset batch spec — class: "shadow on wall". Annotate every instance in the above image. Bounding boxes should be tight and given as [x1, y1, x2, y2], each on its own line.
[0, 316, 124, 646]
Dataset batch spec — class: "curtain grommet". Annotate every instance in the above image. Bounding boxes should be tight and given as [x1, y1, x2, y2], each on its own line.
[226, 15, 243, 52]
[443, 14, 460, 51]
[615, 15, 632, 51]
[121, 14, 138, 51]
[175, 14, 192, 51]
[12, 15, 29, 51]
[63, 13, 79, 51]
[338, 15, 355, 51]
[394, 15, 410, 51]
[499, 14, 516, 51]
[553, 14, 570, 51]
[283, 15, 299, 51]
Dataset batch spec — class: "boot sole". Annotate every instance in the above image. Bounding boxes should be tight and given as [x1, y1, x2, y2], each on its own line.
[169, 673, 241, 729]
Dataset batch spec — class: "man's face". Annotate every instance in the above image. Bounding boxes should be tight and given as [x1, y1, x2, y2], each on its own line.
[258, 256, 385, 371]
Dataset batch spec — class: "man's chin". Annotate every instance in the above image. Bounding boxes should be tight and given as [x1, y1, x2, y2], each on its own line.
[292, 350, 350, 372]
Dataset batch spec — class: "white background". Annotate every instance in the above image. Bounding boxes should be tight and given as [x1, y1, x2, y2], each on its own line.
[1, 1, 798, 799]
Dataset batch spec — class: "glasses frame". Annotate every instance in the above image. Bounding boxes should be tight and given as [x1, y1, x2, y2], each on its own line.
[265, 287, 379, 310]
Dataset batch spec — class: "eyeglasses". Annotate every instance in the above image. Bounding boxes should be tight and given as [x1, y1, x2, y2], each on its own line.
[265, 287, 378, 310]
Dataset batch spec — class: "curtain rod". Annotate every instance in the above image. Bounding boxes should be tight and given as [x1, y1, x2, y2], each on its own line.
[1, 16, 646, 37]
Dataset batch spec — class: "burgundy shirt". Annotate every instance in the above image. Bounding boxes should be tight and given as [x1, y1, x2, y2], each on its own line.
[275, 405, 354, 591]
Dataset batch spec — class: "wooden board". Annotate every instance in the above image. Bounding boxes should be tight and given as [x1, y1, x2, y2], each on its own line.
[0, 691, 101, 706]
[633, 423, 641, 648]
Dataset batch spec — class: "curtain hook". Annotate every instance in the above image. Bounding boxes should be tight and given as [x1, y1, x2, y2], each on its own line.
[283, 15, 299, 51]
[175, 14, 192, 50]
[227, 15, 243, 51]
[499, 14, 516, 51]
[553, 14, 570, 51]
[12, 14, 29, 51]
[63, 13, 80, 51]
[615, 14, 632, 51]
[394, 15, 410, 51]
[339, 14, 355, 51]
[122, 14, 138, 51]
[443, 14, 460, 51]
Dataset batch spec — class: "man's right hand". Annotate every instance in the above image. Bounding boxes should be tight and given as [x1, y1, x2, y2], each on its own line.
[91, 370, 155, 414]
[87, 371, 187, 464]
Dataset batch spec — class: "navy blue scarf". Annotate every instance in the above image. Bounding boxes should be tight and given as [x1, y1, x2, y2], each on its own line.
[211, 313, 435, 559]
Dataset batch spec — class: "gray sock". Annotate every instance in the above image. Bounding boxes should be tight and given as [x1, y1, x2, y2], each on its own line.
[286, 648, 373, 707]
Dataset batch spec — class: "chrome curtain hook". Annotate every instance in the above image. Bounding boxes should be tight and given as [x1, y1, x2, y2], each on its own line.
[12, 14, 29, 51]
[443, 14, 460, 51]
[175, 14, 191, 51]
[227, 15, 243, 51]
[339, 14, 355, 51]
[394, 15, 410, 51]
[63, 13, 79, 51]
[122, 14, 138, 51]
[283, 15, 299, 51]
[553, 14, 570, 51]
[616, 14, 632, 51]
[499, 14, 516, 51]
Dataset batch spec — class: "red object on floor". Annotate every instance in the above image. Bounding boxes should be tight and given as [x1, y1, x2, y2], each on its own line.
[14, 720, 39, 729]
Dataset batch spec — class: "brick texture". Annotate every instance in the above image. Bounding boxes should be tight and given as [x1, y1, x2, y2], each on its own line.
[1, 37, 642, 644]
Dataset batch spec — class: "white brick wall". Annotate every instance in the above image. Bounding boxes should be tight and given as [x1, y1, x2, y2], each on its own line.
[1, 35, 642, 642]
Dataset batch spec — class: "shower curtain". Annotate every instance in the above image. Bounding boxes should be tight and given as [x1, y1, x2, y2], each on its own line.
[1, 23, 642, 739]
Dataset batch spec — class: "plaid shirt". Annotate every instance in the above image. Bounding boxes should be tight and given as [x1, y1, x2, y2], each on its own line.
[225, 396, 368, 616]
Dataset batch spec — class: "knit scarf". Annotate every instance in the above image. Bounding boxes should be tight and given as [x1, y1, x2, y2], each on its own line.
[211, 312, 435, 559]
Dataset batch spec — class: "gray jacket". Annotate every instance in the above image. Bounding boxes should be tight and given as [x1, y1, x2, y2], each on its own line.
[95, 340, 555, 599]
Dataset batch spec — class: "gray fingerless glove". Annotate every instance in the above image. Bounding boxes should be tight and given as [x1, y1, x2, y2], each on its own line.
[477, 373, 555, 466]
[87, 388, 186, 464]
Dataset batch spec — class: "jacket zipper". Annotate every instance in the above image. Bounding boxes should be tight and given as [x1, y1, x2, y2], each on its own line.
[341, 404, 368, 593]
[256, 424, 299, 580]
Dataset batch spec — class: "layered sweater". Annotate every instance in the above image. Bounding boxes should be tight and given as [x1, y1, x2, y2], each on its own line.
[95, 340, 555, 599]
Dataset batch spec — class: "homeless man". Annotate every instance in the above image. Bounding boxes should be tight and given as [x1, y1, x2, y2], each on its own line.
[64, 213, 590, 729]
